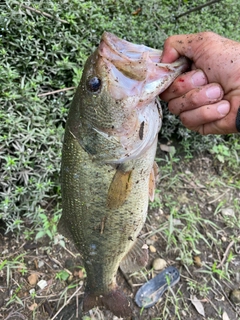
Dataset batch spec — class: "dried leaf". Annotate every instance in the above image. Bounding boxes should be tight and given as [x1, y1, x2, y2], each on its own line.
[190, 295, 205, 317]
[28, 302, 38, 311]
[222, 311, 230, 320]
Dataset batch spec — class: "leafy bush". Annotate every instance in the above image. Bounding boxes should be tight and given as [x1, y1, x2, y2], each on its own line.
[0, 0, 239, 235]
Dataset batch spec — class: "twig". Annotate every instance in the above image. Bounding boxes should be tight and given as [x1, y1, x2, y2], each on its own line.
[21, 5, 69, 24]
[175, 0, 222, 19]
[5, 311, 26, 320]
[208, 189, 229, 204]
[62, 245, 78, 258]
[217, 240, 235, 268]
[38, 87, 76, 97]
[50, 285, 83, 320]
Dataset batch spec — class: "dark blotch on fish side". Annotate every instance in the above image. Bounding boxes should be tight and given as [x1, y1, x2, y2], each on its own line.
[139, 121, 145, 140]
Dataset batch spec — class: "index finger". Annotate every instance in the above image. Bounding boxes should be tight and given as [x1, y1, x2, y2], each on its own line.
[161, 32, 208, 63]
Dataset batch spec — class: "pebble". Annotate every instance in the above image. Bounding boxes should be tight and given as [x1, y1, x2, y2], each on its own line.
[149, 245, 156, 253]
[221, 207, 235, 217]
[146, 239, 153, 245]
[230, 289, 240, 304]
[38, 260, 44, 268]
[28, 273, 38, 286]
[193, 256, 202, 268]
[152, 258, 167, 271]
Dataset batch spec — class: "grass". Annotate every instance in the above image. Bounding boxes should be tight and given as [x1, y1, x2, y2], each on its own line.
[145, 145, 239, 318]
[1, 0, 240, 236]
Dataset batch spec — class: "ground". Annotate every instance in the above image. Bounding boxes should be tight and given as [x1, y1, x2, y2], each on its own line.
[0, 146, 240, 320]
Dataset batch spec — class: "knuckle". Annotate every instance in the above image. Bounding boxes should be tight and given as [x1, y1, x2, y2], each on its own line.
[168, 100, 184, 115]
[179, 113, 189, 126]
[188, 90, 201, 106]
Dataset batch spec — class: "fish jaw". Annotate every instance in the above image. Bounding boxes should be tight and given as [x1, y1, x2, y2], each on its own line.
[90, 32, 189, 162]
[98, 31, 189, 104]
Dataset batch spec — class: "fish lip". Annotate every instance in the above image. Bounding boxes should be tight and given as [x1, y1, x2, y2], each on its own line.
[101, 31, 162, 61]
[99, 32, 163, 81]
[99, 32, 189, 78]
[97, 32, 189, 101]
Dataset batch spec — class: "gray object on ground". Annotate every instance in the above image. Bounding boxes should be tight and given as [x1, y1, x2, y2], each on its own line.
[135, 266, 180, 308]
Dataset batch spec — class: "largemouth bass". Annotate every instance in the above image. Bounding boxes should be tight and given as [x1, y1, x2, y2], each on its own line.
[58, 32, 188, 317]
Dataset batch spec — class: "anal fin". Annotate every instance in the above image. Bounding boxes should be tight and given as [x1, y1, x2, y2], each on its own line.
[120, 238, 149, 274]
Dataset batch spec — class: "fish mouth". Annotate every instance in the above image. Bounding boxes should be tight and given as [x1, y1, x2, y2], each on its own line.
[98, 32, 189, 101]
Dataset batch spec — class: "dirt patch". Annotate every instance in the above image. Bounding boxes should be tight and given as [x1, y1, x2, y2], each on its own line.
[1, 152, 240, 320]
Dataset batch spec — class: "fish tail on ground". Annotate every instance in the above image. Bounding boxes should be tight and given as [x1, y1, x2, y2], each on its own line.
[83, 288, 132, 317]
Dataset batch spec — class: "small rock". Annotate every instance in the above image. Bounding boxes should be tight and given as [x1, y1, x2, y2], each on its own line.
[230, 289, 240, 304]
[146, 239, 153, 245]
[149, 245, 156, 253]
[28, 273, 39, 286]
[152, 258, 167, 271]
[172, 219, 182, 226]
[221, 208, 235, 217]
[222, 236, 227, 242]
[29, 288, 35, 295]
[38, 260, 44, 268]
[158, 208, 164, 215]
[193, 256, 202, 268]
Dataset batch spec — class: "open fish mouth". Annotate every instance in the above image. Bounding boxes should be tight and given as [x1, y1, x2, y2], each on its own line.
[98, 32, 189, 101]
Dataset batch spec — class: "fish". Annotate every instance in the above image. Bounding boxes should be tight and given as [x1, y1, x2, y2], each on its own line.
[58, 32, 188, 318]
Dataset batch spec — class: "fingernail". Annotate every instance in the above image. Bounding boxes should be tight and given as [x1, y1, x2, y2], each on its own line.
[217, 103, 230, 116]
[206, 86, 221, 99]
[191, 71, 207, 86]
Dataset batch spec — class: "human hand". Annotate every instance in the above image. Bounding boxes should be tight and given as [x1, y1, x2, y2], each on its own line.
[160, 32, 240, 134]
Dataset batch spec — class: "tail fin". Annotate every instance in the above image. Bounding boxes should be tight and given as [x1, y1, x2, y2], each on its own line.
[83, 288, 132, 317]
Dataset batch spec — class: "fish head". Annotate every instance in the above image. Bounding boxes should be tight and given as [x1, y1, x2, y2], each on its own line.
[69, 32, 189, 163]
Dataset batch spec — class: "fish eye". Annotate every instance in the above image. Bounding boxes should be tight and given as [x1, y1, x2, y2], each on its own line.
[86, 76, 101, 93]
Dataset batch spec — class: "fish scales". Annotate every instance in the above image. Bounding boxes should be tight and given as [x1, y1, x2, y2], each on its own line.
[61, 127, 156, 286]
[58, 32, 188, 317]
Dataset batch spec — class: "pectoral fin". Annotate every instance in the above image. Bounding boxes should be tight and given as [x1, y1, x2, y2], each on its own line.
[120, 238, 149, 274]
[149, 161, 159, 202]
[107, 168, 133, 209]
